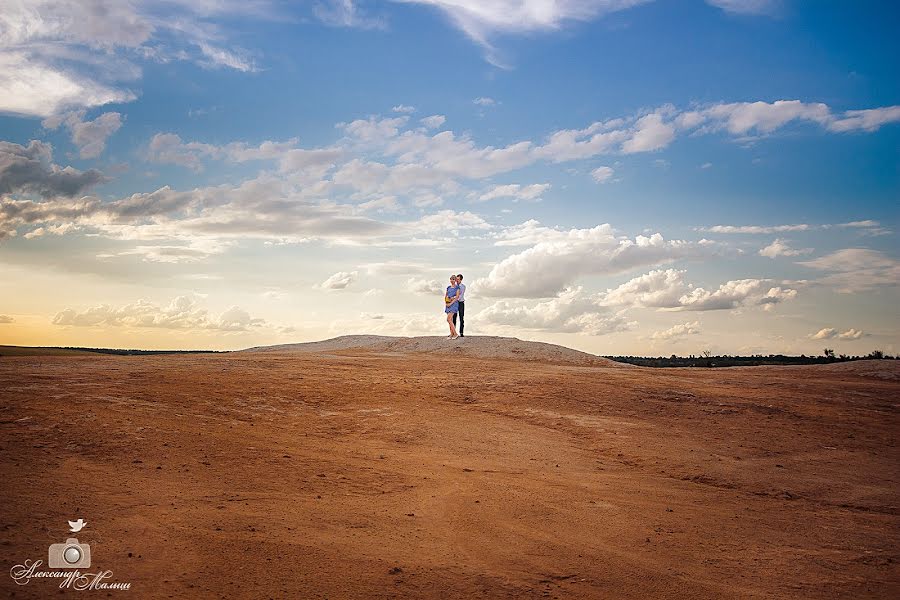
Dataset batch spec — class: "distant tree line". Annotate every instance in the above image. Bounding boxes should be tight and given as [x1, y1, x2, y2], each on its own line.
[604, 349, 896, 368]
[0, 346, 223, 357]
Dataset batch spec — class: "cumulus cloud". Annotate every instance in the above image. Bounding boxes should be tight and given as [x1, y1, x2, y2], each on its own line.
[477, 224, 718, 298]
[678, 100, 900, 136]
[335, 101, 900, 189]
[677, 281, 797, 312]
[392, 105, 416, 113]
[810, 327, 866, 341]
[621, 112, 675, 153]
[591, 166, 614, 183]
[759, 238, 812, 258]
[43, 111, 123, 158]
[52, 296, 265, 331]
[0, 140, 105, 199]
[478, 287, 636, 335]
[600, 268, 689, 308]
[598, 268, 797, 312]
[650, 321, 700, 340]
[838, 328, 865, 340]
[420, 115, 446, 129]
[317, 270, 358, 290]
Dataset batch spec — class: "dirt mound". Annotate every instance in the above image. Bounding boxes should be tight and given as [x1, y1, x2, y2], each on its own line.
[243, 335, 627, 367]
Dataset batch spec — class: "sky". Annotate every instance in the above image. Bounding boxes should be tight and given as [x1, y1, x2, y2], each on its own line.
[0, 0, 898, 355]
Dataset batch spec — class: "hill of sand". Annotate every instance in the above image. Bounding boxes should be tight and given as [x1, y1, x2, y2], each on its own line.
[244, 334, 627, 367]
[1, 338, 898, 599]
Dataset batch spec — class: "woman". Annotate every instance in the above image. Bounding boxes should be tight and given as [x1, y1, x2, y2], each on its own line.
[444, 275, 461, 339]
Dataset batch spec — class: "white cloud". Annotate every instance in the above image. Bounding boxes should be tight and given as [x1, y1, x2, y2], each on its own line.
[680, 100, 900, 137]
[392, 105, 416, 113]
[827, 106, 900, 132]
[533, 120, 628, 162]
[650, 320, 700, 340]
[357, 196, 402, 213]
[0, 51, 136, 118]
[759, 238, 812, 258]
[145, 134, 336, 174]
[677, 280, 797, 311]
[600, 268, 688, 308]
[797, 248, 900, 293]
[478, 286, 635, 335]
[0, 0, 268, 117]
[43, 110, 123, 158]
[838, 328, 865, 340]
[701, 220, 887, 236]
[146, 133, 217, 171]
[590, 166, 614, 183]
[702, 223, 812, 234]
[317, 270, 358, 290]
[420, 115, 446, 129]
[52, 295, 265, 331]
[0, 174, 419, 247]
[491, 219, 562, 246]
[196, 42, 256, 72]
[476, 183, 549, 202]
[598, 269, 797, 312]
[621, 111, 675, 153]
[340, 115, 409, 142]
[810, 327, 866, 341]
[473, 97, 497, 106]
[393, 0, 649, 66]
[811, 327, 837, 340]
[406, 277, 444, 295]
[477, 226, 718, 298]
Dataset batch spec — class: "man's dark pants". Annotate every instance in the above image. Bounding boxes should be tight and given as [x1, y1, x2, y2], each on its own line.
[453, 301, 465, 335]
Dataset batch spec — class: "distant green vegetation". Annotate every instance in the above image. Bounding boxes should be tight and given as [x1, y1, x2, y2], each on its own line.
[0, 346, 224, 357]
[605, 350, 896, 368]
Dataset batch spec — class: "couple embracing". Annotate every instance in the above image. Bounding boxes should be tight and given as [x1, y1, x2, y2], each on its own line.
[444, 274, 466, 339]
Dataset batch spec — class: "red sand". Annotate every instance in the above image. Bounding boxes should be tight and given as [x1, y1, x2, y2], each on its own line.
[1, 345, 898, 598]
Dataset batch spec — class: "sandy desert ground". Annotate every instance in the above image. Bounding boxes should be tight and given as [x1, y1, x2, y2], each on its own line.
[1, 336, 898, 599]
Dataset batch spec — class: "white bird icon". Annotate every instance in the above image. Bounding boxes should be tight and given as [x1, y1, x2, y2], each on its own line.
[68, 519, 86, 533]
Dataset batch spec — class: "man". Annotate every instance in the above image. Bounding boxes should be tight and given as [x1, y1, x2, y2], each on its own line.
[452, 273, 466, 337]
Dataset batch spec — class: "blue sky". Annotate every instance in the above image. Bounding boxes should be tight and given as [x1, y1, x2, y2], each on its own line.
[1, 0, 898, 354]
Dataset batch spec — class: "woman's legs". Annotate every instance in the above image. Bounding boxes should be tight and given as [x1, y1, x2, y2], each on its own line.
[446, 312, 458, 337]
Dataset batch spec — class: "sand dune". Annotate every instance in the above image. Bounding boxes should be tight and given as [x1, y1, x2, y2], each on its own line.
[244, 334, 630, 366]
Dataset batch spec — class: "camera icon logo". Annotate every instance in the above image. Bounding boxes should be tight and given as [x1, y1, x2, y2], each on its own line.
[48, 538, 91, 569]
